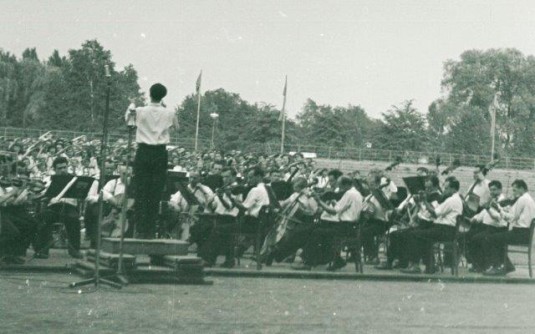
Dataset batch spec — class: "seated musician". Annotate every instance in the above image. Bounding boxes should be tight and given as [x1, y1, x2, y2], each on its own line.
[401, 177, 463, 274]
[377, 175, 442, 270]
[0, 165, 39, 265]
[465, 180, 508, 273]
[84, 160, 119, 248]
[34, 157, 83, 259]
[296, 176, 362, 271]
[360, 169, 397, 264]
[263, 177, 318, 265]
[467, 164, 491, 209]
[198, 167, 243, 267]
[482, 179, 535, 276]
[187, 171, 216, 248]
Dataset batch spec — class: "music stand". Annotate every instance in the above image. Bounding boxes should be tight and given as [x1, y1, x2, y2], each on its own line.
[36, 175, 94, 257]
[69, 64, 123, 290]
[402, 176, 427, 195]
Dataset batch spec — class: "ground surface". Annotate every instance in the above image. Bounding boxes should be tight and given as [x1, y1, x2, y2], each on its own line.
[2, 271, 535, 334]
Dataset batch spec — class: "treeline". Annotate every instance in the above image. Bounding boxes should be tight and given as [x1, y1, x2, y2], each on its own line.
[2, 40, 535, 157]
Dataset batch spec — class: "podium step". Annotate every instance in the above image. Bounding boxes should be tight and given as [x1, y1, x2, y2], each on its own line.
[86, 249, 137, 270]
[101, 238, 189, 256]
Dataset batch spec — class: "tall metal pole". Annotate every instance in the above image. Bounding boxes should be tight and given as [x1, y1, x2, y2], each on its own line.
[280, 75, 287, 155]
[194, 70, 202, 151]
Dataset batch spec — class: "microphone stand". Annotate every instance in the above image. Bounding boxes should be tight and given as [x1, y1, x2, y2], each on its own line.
[70, 65, 122, 289]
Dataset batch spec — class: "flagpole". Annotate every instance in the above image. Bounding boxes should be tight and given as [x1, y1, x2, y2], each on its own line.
[490, 93, 497, 161]
[280, 76, 287, 154]
[194, 70, 202, 151]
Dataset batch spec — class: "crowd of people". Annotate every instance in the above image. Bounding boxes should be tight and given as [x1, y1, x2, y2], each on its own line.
[1, 82, 534, 278]
[0, 131, 533, 277]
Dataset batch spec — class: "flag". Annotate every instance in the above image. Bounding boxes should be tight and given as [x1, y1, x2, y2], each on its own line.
[195, 70, 202, 94]
[279, 76, 287, 121]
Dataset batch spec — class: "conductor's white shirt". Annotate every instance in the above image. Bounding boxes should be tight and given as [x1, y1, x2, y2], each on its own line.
[125, 103, 177, 145]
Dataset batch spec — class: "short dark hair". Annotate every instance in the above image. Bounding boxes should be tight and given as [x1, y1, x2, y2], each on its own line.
[512, 179, 528, 191]
[426, 175, 440, 188]
[417, 167, 429, 174]
[150, 83, 167, 101]
[328, 169, 343, 180]
[251, 166, 265, 178]
[475, 164, 488, 176]
[446, 178, 460, 191]
[53, 156, 68, 169]
[339, 176, 353, 188]
[489, 180, 502, 190]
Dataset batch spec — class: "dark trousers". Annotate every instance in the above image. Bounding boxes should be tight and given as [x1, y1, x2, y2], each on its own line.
[190, 214, 218, 248]
[406, 224, 456, 270]
[198, 215, 237, 264]
[84, 202, 112, 248]
[483, 227, 530, 268]
[0, 207, 37, 257]
[388, 219, 434, 266]
[35, 203, 80, 255]
[302, 221, 356, 266]
[271, 223, 315, 263]
[361, 218, 389, 259]
[133, 144, 168, 238]
[466, 224, 506, 270]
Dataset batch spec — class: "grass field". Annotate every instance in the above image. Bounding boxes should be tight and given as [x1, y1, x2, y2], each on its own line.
[1, 272, 535, 334]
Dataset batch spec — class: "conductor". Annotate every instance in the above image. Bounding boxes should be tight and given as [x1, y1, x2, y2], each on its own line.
[125, 83, 179, 238]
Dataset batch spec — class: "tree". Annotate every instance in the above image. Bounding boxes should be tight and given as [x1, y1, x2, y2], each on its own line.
[374, 100, 428, 151]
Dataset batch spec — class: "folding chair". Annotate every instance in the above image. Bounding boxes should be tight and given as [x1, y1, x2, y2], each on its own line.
[505, 218, 535, 278]
[435, 215, 465, 276]
[331, 221, 364, 273]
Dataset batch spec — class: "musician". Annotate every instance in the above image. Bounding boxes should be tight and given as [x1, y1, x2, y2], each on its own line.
[465, 180, 507, 272]
[198, 167, 243, 267]
[402, 178, 463, 274]
[184, 171, 217, 248]
[0, 169, 39, 264]
[482, 179, 535, 276]
[297, 176, 362, 271]
[84, 161, 127, 248]
[126, 83, 179, 239]
[377, 175, 442, 270]
[466, 165, 491, 209]
[34, 157, 83, 259]
[263, 177, 318, 265]
[360, 170, 396, 264]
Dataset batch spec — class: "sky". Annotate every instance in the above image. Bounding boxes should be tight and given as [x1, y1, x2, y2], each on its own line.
[2, 0, 535, 119]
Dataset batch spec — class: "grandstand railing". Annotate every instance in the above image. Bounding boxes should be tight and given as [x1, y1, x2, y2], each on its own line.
[2, 127, 535, 170]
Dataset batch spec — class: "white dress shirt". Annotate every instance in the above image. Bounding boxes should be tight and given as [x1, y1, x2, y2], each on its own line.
[242, 182, 270, 218]
[126, 103, 177, 145]
[434, 193, 463, 227]
[505, 192, 535, 229]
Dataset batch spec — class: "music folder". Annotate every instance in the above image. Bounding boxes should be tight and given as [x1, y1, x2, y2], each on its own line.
[402, 176, 427, 195]
[44, 175, 94, 199]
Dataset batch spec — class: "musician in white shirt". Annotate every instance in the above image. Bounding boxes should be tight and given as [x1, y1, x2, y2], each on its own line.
[466, 180, 508, 272]
[298, 176, 363, 270]
[125, 83, 178, 239]
[482, 179, 535, 276]
[402, 178, 463, 274]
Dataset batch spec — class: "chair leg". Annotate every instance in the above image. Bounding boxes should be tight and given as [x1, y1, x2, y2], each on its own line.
[529, 247, 533, 278]
[255, 223, 262, 271]
[452, 241, 458, 277]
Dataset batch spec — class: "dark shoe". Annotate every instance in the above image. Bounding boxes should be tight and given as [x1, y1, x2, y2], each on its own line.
[375, 262, 392, 270]
[220, 260, 235, 269]
[483, 267, 506, 276]
[68, 250, 83, 259]
[365, 257, 379, 265]
[469, 266, 482, 273]
[201, 260, 213, 268]
[34, 252, 49, 259]
[327, 257, 347, 272]
[401, 265, 422, 274]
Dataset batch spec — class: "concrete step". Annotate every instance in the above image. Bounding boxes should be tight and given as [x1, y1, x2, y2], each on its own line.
[101, 238, 189, 256]
[86, 249, 137, 270]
